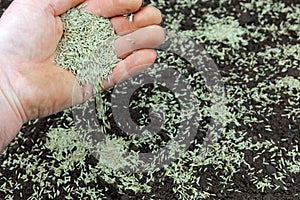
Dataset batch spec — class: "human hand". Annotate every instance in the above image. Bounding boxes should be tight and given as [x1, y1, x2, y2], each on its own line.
[0, 0, 164, 151]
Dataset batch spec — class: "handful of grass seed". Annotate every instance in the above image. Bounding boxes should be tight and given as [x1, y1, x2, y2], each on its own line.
[55, 6, 119, 93]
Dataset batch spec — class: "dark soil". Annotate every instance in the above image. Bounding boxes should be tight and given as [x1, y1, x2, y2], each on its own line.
[0, 0, 11, 16]
[0, 0, 299, 200]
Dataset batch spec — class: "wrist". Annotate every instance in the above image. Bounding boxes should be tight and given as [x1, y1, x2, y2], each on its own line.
[0, 68, 24, 152]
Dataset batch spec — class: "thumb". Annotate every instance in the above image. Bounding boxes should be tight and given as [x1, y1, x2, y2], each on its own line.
[25, 64, 93, 119]
[49, 66, 93, 113]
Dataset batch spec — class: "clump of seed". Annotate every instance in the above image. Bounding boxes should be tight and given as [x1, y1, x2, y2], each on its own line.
[55, 6, 119, 93]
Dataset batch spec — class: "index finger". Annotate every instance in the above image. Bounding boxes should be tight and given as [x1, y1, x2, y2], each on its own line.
[84, 0, 143, 18]
[50, 0, 85, 16]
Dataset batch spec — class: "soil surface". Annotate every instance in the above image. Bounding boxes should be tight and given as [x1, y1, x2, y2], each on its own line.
[0, 0, 299, 200]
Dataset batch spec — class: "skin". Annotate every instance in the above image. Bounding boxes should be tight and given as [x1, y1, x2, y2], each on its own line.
[0, 0, 165, 152]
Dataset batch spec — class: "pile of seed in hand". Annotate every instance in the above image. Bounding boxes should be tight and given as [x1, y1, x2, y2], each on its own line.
[55, 6, 119, 93]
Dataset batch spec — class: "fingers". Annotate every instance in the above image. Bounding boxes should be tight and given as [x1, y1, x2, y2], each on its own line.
[50, 0, 85, 16]
[102, 49, 157, 89]
[111, 6, 162, 35]
[52, 48, 157, 108]
[50, 0, 142, 17]
[114, 25, 165, 58]
[84, 0, 142, 18]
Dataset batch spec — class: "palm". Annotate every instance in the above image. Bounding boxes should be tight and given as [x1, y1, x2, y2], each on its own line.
[0, 2, 60, 63]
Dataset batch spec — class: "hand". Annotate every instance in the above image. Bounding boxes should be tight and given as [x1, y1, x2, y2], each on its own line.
[0, 0, 164, 151]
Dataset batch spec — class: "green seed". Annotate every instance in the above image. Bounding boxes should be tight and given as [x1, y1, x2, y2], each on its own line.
[55, 7, 119, 93]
